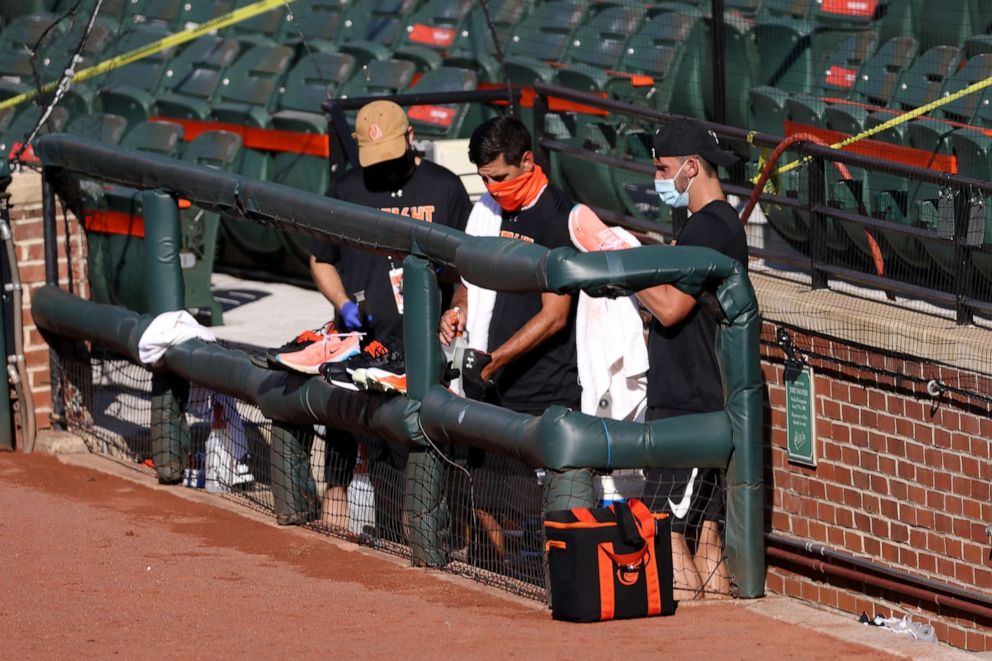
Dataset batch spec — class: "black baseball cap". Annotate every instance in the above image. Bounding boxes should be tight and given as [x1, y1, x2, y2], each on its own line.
[652, 118, 738, 168]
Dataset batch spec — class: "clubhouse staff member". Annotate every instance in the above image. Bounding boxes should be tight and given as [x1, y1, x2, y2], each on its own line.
[311, 99, 472, 345]
[310, 100, 472, 530]
[439, 116, 581, 559]
[637, 118, 749, 600]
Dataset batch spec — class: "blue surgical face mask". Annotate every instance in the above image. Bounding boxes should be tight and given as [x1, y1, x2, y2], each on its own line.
[654, 160, 694, 208]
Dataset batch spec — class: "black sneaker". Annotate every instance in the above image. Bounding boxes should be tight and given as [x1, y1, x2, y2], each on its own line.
[354, 351, 406, 394]
[253, 320, 336, 369]
[320, 339, 395, 390]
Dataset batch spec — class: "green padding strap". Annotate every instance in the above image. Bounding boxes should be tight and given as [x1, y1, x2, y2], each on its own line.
[142, 190, 184, 314]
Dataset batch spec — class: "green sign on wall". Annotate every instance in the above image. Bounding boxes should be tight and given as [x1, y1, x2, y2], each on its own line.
[785, 365, 817, 467]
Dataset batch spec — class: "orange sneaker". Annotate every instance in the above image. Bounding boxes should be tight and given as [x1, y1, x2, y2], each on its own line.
[274, 332, 361, 374]
[568, 203, 632, 252]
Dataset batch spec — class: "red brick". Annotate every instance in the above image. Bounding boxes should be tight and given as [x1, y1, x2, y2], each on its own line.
[963, 543, 983, 564]
[917, 467, 934, 488]
[952, 475, 971, 497]
[897, 461, 915, 480]
[817, 501, 836, 524]
[918, 552, 937, 574]
[898, 546, 916, 566]
[961, 415, 980, 435]
[890, 480, 907, 501]
[934, 471, 953, 491]
[907, 484, 926, 506]
[927, 490, 945, 510]
[975, 569, 992, 590]
[822, 398, 840, 420]
[956, 562, 975, 584]
[843, 530, 862, 552]
[945, 625, 967, 650]
[973, 479, 990, 502]
[880, 542, 898, 561]
[952, 433, 971, 453]
[945, 495, 963, 516]
[876, 413, 896, 434]
[924, 448, 943, 468]
[852, 468, 870, 490]
[871, 518, 890, 538]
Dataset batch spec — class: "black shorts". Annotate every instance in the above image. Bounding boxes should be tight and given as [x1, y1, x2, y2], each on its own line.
[640, 406, 725, 536]
[323, 430, 408, 488]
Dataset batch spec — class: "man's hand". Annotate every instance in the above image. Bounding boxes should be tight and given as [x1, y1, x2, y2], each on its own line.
[439, 306, 465, 346]
[339, 300, 364, 330]
[461, 348, 494, 401]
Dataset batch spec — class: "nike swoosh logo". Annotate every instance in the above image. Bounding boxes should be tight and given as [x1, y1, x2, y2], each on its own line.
[667, 467, 699, 520]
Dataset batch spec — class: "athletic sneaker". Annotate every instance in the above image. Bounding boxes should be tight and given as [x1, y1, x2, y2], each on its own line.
[568, 203, 633, 252]
[354, 352, 406, 394]
[258, 320, 337, 368]
[320, 339, 394, 391]
[273, 331, 361, 374]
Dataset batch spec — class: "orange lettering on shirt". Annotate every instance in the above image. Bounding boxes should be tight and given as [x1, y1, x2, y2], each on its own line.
[499, 230, 534, 243]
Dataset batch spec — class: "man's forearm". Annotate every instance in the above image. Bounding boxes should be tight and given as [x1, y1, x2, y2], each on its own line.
[310, 257, 350, 310]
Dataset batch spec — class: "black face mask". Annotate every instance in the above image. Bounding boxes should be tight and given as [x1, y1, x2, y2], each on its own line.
[363, 150, 416, 192]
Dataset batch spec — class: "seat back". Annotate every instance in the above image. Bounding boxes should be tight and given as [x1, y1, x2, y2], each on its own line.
[888, 45, 958, 111]
[278, 51, 357, 114]
[120, 120, 184, 157]
[406, 66, 481, 138]
[101, 24, 174, 92]
[850, 36, 918, 106]
[565, 5, 642, 70]
[505, 1, 585, 62]
[65, 112, 128, 144]
[338, 0, 419, 46]
[932, 54, 992, 123]
[396, 0, 474, 53]
[158, 36, 241, 101]
[214, 44, 294, 110]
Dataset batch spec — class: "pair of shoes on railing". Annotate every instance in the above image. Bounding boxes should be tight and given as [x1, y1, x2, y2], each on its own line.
[321, 340, 407, 395]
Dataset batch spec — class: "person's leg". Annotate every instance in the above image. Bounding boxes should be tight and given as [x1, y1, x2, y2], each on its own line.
[694, 519, 731, 597]
[643, 465, 704, 600]
[321, 431, 357, 531]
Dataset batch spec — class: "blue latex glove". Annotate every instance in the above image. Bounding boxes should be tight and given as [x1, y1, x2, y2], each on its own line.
[339, 300, 363, 330]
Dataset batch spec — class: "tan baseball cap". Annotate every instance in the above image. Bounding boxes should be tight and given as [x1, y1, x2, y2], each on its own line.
[352, 100, 410, 167]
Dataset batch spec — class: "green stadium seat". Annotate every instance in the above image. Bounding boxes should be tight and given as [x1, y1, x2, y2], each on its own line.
[824, 103, 869, 134]
[278, 0, 349, 49]
[335, 0, 420, 66]
[613, 129, 667, 226]
[176, 1, 233, 28]
[223, 0, 287, 46]
[923, 53, 992, 123]
[271, 51, 357, 134]
[814, 29, 876, 97]
[950, 128, 992, 291]
[97, 24, 176, 126]
[696, 15, 759, 127]
[121, 119, 185, 155]
[2, 1, 52, 23]
[0, 12, 61, 51]
[444, 0, 530, 82]
[877, 0, 920, 45]
[126, 0, 186, 29]
[65, 112, 128, 144]
[605, 10, 702, 111]
[154, 36, 242, 120]
[918, 0, 973, 52]
[786, 93, 826, 126]
[336, 58, 417, 108]
[502, 0, 586, 85]
[210, 44, 295, 127]
[848, 36, 918, 107]
[392, 0, 475, 70]
[553, 5, 643, 92]
[557, 119, 625, 211]
[750, 12, 813, 93]
[0, 105, 69, 161]
[406, 66, 484, 139]
[887, 45, 958, 112]
[748, 85, 790, 136]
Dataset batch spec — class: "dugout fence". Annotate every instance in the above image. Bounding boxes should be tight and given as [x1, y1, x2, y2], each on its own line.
[33, 132, 764, 601]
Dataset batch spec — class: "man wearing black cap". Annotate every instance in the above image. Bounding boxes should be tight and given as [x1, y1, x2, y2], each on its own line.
[637, 118, 748, 600]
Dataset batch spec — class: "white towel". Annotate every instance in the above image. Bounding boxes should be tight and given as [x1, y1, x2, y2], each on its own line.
[462, 193, 502, 351]
[574, 227, 649, 419]
[137, 310, 216, 366]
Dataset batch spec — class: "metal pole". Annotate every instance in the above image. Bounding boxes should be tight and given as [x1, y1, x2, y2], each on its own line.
[42, 169, 58, 287]
[711, 0, 727, 125]
[532, 92, 550, 173]
[808, 153, 828, 289]
[951, 184, 974, 325]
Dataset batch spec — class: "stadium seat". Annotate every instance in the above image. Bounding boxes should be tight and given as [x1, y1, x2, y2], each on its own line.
[65, 112, 128, 144]
[786, 93, 826, 127]
[848, 36, 918, 107]
[334, 0, 421, 66]
[335, 59, 417, 116]
[557, 119, 625, 211]
[154, 36, 242, 120]
[553, 5, 643, 92]
[0, 105, 69, 161]
[605, 10, 703, 111]
[887, 45, 958, 112]
[97, 24, 176, 126]
[877, 0, 920, 45]
[278, 0, 349, 49]
[223, 0, 286, 46]
[444, 0, 530, 82]
[126, 0, 185, 29]
[814, 29, 877, 97]
[406, 66, 484, 139]
[392, 0, 475, 72]
[502, 0, 586, 85]
[2, 1, 52, 23]
[917, 0, 973, 52]
[613, 129, 667, 226]
[210, 44, 295, 127]
[748, 86, 790, 136]
[271, 51, 358, 134]
[950, 128, 992, 289]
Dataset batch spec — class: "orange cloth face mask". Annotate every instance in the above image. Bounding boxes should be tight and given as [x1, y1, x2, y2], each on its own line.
[485, 164, 549, 212]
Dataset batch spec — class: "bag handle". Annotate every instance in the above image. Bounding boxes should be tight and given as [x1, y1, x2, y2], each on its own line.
[613, 498, 656, 548]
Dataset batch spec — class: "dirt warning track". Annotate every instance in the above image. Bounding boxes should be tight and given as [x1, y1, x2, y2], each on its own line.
[0, 452, 938, 659]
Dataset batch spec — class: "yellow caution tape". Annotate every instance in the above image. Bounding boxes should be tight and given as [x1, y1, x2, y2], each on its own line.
[765, 74, 992, 179]
[0, 0, 296, 112]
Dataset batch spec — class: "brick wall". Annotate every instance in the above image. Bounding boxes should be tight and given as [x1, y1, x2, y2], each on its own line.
[761, 321, 992, 651]
[7, 171, 88, 439]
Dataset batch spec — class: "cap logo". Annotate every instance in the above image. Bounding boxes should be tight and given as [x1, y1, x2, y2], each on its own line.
[708, 130, 719, 145]
[368, 123, 383, 142]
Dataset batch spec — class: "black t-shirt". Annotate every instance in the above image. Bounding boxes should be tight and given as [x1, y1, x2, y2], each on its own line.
[311, 160, 472, 343]
[487, 184, 581, 413]
[646, 199, 748, 412]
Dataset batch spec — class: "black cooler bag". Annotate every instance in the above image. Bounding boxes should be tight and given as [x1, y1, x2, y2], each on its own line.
[544, 498, 675, 622]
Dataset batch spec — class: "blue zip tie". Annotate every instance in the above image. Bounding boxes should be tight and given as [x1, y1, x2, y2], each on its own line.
[601, 417, 612, 471]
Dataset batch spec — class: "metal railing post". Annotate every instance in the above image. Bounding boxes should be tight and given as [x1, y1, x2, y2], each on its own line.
[808, 152, 828, 290]
[41, 169, 66, 430]
[952, 183, 974, 325]
[532, 91, 550, 173]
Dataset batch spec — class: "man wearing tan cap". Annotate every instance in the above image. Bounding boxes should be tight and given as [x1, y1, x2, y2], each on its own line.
[301, 100, 472, 532]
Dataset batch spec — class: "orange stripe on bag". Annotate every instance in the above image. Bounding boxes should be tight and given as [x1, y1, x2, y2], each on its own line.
[597, 543, 616, 621]
[83, 210, 145, 237]
[644, 538, 662, 615]
[149, 116, 330, 157]
[572, 508, 597, 523]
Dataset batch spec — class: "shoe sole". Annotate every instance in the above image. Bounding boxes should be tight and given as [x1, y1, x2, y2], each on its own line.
[365, 369, 407, 394]
[329, 378, 360, 391]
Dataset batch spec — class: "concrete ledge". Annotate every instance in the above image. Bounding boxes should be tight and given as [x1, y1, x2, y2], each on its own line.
[33, 430, 89, 455]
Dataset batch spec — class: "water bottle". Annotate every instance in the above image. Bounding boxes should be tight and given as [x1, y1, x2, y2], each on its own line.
[443, 329, 468, 396]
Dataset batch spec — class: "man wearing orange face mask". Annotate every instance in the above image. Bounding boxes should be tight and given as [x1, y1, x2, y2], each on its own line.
[440, 116, 582, 562]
